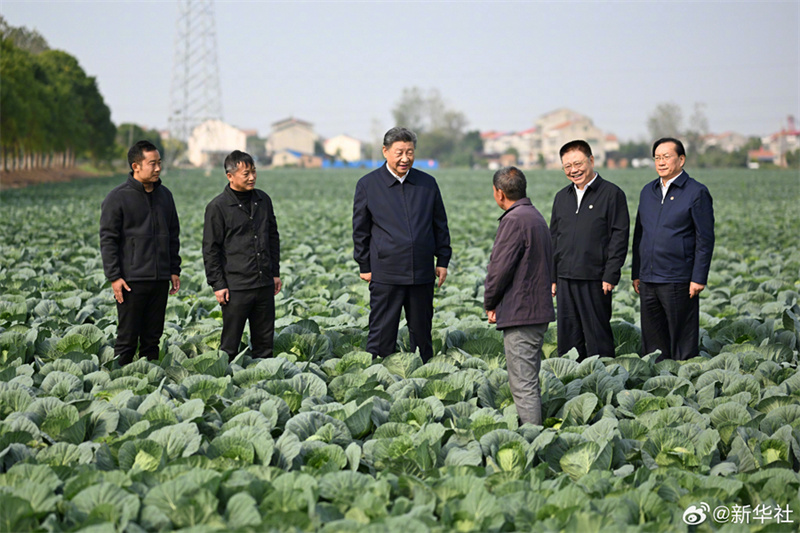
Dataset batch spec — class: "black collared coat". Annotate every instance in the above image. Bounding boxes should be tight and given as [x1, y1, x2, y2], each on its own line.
[484, 198, 555, 329]
[202, 185, 280, 291]
[549, 175, 629, 285]
[99, 173, 181, 282]
[352, 164, 451, 285]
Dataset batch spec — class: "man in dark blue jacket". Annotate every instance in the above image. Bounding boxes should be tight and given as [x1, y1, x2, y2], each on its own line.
[352, 127, 451, 361]
[632, 137, 715, 361]
[485, 167, 555, 425]
[100, 140, 181, 366]
[203, 150, 281, 359]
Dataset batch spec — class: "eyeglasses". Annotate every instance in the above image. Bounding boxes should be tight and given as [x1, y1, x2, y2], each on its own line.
[562, 159, 588, 172]
[653, 154, 675, 162]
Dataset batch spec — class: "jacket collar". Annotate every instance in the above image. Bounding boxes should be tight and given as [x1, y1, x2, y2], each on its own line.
[498, 197, 532, 220]
[223, 183, 266, 205]
[127, 171, 162, 192]
[379, 163, 417, 187]
[651, 170, 689, 192]
[565, 174, 604, 195]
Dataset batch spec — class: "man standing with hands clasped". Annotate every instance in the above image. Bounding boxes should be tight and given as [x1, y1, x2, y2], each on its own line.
[352, 127, 451, 362]
[100, 140, 181, 366]
[203, 150, 281, 359]
[632, 137, 714, 361]
[485, 167, 555, 426]
[550, 140, 629, 361]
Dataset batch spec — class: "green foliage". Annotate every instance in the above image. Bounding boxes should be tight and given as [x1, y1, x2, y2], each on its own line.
[0, 167, 798, 530]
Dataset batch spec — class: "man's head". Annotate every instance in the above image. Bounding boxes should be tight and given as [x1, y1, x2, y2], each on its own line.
[224, 150, 257, 192]
[128, 140, 161, 186]
[382, 127, 417, 177]
[559, 140, 595, 190]
[492, 166, 527, 210]
[652, 137, 686, 181]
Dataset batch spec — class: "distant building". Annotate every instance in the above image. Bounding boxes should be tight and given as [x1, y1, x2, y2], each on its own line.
[271, 149, 322, 168]
[324, 134, 362, 162]
[266, 117, 317, 157]
[187, 119, 247, 167]
[482, 109, 616, 169]
[761, 116, 800, 167]
[702, 131, 748, 153]
[537, 108, 608, 168]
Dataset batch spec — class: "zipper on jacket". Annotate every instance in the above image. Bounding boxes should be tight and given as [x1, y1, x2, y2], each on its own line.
[400, 182, 415, 284]
[650, 186, 666, 277]
[147, 191, 160, 280]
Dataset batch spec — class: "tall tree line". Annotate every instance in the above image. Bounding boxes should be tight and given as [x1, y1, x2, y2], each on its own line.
[0, 17, 115, 172]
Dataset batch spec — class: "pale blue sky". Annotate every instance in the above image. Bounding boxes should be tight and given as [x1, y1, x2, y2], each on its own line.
[3, 0, 798, 143]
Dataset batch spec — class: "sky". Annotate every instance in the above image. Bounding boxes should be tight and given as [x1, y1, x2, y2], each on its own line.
[2, 0, 798, 144]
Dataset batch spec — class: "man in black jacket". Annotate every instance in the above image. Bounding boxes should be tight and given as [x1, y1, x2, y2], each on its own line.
[485, 167, 555, 425]
[203, 150, 281, 359]
[352, 127, 451, 362]
[100, 140, 181, 366]
[550, 140, 629, 361]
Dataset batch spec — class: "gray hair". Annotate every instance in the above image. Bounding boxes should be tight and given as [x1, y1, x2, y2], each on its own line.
[383, 127, 417, 148]
[493, 166, 527, 201]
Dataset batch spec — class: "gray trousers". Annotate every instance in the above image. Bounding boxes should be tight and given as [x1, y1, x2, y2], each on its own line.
[503, 323, 548, 426]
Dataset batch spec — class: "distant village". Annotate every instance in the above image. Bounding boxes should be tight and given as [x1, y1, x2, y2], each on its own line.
[171, 109, 799, 170]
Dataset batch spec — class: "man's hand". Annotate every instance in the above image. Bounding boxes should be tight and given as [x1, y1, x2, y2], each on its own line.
[360, 272, 372, 283]
[632, 279, 640, 294]
[602, 281, 615, 295]
[487, 309, 496, 324]
[274, 277, 282, 295]
[436, 267, 448, 288]
[170, 274, 181, 295]
[111, 278, 131, 304]
[551, 282, 557, 298]
[215, 288, 230, 305]
[689, 282, 705, 298]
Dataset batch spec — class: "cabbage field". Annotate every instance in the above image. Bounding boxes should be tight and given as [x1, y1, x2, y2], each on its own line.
[1, 167, 799, 532]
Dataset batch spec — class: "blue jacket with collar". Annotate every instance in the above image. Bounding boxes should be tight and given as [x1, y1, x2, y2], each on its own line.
[632, 171, 714, 284]
[352, 164, 451, 285]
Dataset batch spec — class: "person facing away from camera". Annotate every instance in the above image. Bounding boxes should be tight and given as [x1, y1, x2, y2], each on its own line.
[485, 166, 555, 425]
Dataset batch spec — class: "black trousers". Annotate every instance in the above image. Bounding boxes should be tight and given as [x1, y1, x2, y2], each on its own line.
[115, 280, 169, 366]
[639, 281, 699, 361]
[556, 278, 614, 361]
[367, 282, 434, 361]
[221, 286, 275, 358]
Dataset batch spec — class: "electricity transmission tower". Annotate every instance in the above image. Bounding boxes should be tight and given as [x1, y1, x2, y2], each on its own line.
[167, 0, 223, 160]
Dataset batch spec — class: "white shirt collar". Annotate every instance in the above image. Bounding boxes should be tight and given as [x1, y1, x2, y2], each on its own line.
[660, 170, 684, 198]
[574, 172, 598, 193]
[386, 163, 409, 183]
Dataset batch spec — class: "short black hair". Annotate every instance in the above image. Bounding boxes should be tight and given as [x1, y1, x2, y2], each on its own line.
[224, 150, 255, 174]
[559, 139, 593, 159]
[383, 127, 417, 148]
[128, 140, 159, 170]
[652, 137, 686, 157]
[493, 166, 527, 201]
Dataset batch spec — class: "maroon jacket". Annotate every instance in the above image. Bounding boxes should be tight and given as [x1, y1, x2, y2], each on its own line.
[484, 198, 555, 329]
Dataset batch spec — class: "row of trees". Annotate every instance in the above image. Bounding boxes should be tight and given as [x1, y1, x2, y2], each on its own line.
[0, 17, 116, 172]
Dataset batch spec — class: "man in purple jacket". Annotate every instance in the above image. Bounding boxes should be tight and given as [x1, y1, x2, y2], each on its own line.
[485, 167, 555, 425]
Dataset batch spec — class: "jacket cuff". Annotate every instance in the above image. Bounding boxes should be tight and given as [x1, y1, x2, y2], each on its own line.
[212, 281, 227, 291]
[358, 262, 371, 274]
[435, 259, 450, 269]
